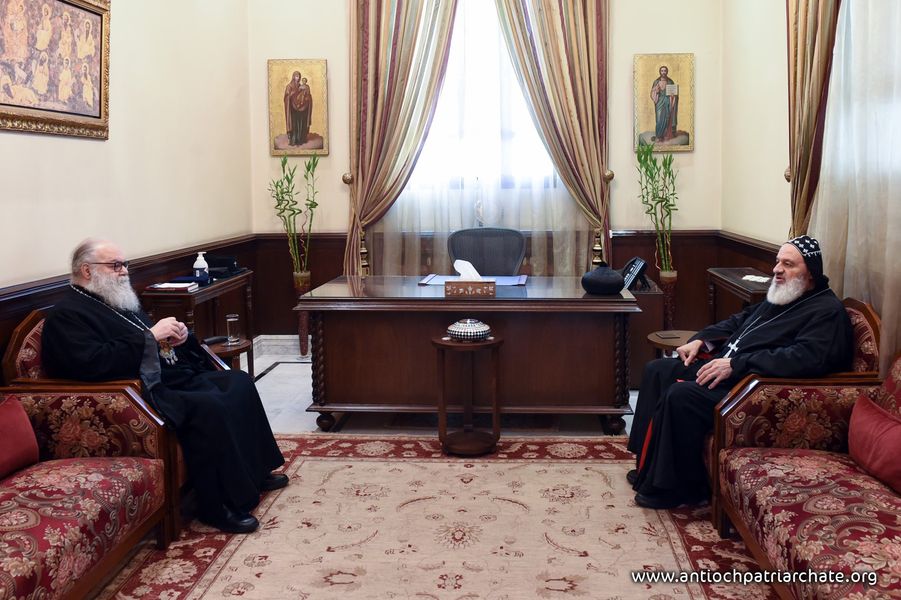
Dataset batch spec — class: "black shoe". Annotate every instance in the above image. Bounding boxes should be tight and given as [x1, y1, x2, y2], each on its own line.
[260, 473, 289, 492]
[626, 469, 638, 486]
[634, 491, 687, 510]
[200, 505, 259, 534]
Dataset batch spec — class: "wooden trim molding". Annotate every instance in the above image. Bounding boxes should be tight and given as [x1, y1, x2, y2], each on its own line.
[0, 230, 781, 372]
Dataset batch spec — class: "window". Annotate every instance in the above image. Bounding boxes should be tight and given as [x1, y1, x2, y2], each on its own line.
[370, 0, 588, 276]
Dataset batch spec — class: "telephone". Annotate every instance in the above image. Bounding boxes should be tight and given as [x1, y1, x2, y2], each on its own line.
[618, 256, 648, 291]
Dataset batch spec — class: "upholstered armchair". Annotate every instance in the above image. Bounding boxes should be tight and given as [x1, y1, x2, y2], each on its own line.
[1, 308, 229, 539]
[0, 384, 170, 600]
[709, 357, 900, 598]
[704, 297, 881, 526]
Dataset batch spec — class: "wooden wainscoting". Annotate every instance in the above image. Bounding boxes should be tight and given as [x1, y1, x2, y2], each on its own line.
[0, 230, 779, 383]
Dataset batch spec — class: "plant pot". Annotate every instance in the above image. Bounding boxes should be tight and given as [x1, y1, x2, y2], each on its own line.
[293, 271, 312, 356]
[658, 270, 677, 330]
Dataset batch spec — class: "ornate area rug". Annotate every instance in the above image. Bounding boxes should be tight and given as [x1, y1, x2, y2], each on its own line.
[99, 435, 775, 600]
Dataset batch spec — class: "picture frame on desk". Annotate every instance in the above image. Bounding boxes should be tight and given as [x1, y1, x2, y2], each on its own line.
[0, 0, 110, 139]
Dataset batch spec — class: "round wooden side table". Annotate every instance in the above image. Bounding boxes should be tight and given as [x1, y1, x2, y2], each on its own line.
[208, 338, 255, 378]
[431, 335, 503, 456]
[647, 330, 697, 358]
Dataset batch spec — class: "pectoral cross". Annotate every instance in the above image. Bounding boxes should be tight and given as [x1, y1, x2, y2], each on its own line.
[724, 341, 740, 358]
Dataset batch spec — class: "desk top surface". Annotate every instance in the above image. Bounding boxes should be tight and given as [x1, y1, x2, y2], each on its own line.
[297, 276, 639, 313]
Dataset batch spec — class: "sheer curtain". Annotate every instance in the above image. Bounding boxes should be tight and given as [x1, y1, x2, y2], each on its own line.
[809, 0, 901, 374]
[369, 0, 590, 277]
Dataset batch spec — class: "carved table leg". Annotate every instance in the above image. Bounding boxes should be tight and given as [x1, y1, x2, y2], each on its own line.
[600, 415, 626, 435]
[316, 412, 336, 431]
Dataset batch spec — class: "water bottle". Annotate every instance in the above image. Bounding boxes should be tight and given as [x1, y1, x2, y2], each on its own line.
[193, 252, 209, 281]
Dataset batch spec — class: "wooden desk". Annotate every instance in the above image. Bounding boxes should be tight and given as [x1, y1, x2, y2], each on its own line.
[142, 270, 254, 341]
[297, 276, 640, 434]
[707, 267, 769, 323]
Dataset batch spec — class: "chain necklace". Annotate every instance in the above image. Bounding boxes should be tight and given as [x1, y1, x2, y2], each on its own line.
[69, 284, 178, 365]
[723, 288, 829, 358]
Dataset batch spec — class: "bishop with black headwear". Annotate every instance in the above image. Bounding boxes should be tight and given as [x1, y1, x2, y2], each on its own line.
[627, 236, 853, 509]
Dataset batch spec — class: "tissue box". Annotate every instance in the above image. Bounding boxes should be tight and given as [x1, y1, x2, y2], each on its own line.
[444, 280, 496, 297]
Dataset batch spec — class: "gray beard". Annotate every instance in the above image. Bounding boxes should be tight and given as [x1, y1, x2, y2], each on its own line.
[767, 276, 807, 306]
[84, 271, 142, 312]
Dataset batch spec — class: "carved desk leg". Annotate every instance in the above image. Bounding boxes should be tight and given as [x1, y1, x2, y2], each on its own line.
[310, 312, 334, 431]
[601, 314, 628, 435]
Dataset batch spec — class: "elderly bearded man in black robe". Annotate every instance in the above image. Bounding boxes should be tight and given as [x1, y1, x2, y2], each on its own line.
[41, 239, 287, 533]
[628, 236, 853, 509]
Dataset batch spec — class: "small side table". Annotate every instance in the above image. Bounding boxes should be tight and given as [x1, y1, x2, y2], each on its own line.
[431, 335, 503, 456]
[208, 339, 255, 378]
[647, 330, 697, 358]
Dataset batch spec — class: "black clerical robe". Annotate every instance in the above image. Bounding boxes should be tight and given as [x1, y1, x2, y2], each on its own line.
[628, 287, 853, 499]
[42, 286, 284, 516]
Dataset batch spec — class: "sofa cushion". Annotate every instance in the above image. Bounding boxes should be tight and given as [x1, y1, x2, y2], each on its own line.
[0, 396, 39, 479]
[721, 447, 901, 598]
[849, 394, 901, 494]
[0, 457, 164, 599]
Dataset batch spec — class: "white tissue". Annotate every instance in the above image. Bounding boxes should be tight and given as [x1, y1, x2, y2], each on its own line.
[453, 259, 482, 281]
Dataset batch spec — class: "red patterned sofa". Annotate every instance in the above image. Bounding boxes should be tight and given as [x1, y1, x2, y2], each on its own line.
[0, 384, 170, 600]
[2, 308, 228, 540]
[712, 357, 901, 599]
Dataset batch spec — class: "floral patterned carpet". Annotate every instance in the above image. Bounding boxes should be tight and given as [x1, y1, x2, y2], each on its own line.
[99, 435, 775, 599]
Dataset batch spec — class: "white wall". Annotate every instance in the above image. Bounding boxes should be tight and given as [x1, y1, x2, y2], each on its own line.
[247, 0, 350, 235]
[0, 1, 793, 288]
[721, 0, 791, 243]
[0, 0, 252, 287]
[608, 0, 723, 233]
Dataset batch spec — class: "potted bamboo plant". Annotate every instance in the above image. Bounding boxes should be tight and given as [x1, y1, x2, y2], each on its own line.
[269, 155, 319, 353]
[636, 141, 678, 328]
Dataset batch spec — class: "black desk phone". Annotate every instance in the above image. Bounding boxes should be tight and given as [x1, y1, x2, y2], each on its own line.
[618, 257, 648, 291]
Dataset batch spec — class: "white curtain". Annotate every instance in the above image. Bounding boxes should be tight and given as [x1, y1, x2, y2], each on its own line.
[809, 0, 901, 374]
[369, 0, 590, 277]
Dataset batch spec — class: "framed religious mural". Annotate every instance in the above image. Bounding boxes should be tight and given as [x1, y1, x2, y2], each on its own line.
[268, 59, 329, 156]
[0, 0, 109, 139]
[633, 53, 694, 152]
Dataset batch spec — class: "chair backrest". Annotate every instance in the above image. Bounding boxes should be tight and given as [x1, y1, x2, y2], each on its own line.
[1, 309, 47, 384]
[447, 227, 526, 276]
[842, 297, 881, 373]
[873, 354, 901, 417]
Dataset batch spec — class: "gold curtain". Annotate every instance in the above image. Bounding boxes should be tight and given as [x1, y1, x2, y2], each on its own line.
[343, 0, 458, 275]
[786, 0, 842, 236]
[494, 0, 611, 265]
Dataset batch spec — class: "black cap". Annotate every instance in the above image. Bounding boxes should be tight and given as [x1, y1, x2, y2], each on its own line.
[787, 235, 829, 289]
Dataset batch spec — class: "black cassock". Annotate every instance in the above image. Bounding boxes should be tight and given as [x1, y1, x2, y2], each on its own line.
[42, 286, 284, 516]
[628, 286, 853, 499]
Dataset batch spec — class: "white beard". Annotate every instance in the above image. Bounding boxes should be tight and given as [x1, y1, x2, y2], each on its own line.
[85, 269, 141, 312]
[767, 275, 807, 306]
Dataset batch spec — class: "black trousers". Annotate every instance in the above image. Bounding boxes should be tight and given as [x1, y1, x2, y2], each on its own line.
[628, 358, 732, 498]
[157, 370, 285, 515]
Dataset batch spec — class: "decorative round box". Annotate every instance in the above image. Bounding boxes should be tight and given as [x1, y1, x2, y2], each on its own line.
[581, 263, 625, 295]
[446, 318, 491, 342]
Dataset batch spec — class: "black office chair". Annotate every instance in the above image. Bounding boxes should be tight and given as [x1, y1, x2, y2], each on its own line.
[447, 227, 526, 276]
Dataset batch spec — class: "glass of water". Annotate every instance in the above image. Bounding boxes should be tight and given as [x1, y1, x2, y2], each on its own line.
[225, 313, 240, 345]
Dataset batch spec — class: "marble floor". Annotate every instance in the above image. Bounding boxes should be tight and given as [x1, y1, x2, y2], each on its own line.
[248, 337, 636, 437]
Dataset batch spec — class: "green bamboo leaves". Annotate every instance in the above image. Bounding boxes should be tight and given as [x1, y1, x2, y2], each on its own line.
[636, 142, 678, 272]
[269, 156, 319, 273]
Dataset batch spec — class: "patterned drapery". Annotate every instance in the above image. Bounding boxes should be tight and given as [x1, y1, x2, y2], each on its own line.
[343, 0, 458, 275]
[494, 0, 611, 265]
[786, 0, 842, 236]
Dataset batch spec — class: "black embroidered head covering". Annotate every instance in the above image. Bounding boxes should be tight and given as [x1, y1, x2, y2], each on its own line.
[787, 235, 829, 289]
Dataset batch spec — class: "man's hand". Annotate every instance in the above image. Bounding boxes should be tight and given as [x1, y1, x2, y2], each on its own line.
[150, 317, 189, 346]
[695, 358, 733, 389]
[676, 339, 704, 366]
